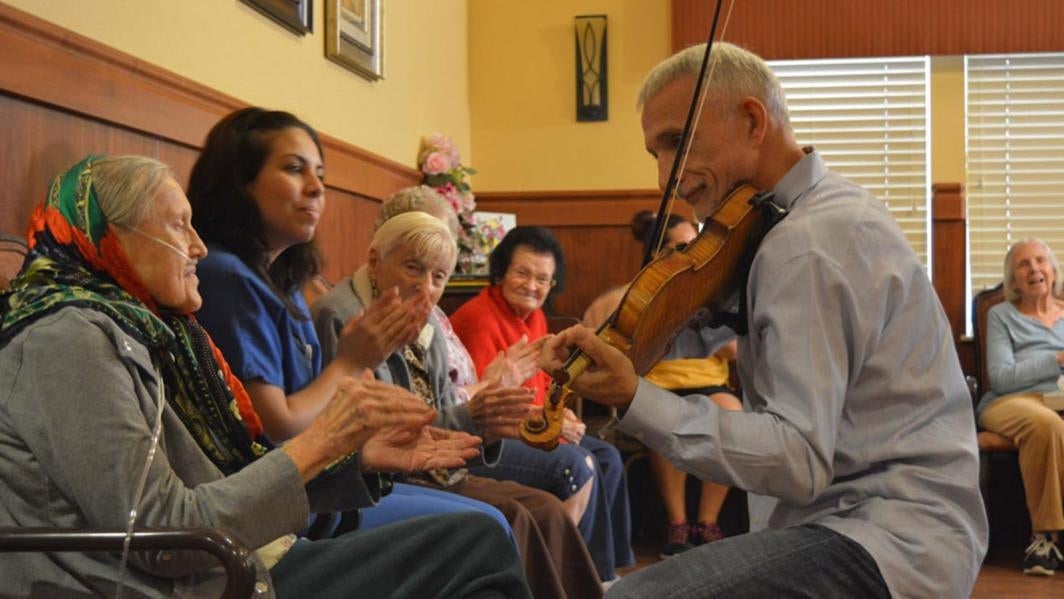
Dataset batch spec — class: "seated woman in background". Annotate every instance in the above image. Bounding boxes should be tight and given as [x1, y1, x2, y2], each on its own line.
[187, 107, 510, 538]
[980, 238, 1064, 576]
[583, 210, 742, 558]
[450, 226, 634, 584]
[312, 209, 604, 599]
[0, 155, 530, 598]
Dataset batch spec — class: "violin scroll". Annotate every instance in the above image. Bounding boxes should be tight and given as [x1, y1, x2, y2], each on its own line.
[518, 385, 575, 451]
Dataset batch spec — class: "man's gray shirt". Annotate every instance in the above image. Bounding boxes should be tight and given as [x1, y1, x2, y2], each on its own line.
[621, 151, 988, 598]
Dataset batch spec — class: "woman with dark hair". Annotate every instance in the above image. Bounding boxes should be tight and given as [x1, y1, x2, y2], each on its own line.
[188, 107, 511, 537]
[451, 226, 634, 585]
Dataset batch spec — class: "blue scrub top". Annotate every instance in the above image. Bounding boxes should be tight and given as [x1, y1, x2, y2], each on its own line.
[195, 244, 322, 396]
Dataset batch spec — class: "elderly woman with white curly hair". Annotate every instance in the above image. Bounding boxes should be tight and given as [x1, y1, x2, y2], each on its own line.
[980, 238, 1064, 576]
[312, 209, 604, 599]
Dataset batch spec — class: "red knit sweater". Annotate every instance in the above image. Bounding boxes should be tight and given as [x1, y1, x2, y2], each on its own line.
[450, 285, 551, 407]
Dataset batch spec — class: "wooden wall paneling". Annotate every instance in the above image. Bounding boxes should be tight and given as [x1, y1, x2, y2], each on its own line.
[476, 189, 672, 227]
[0, 93, 173, 236]
[0, 2, 420, 205]
[550, 226, 645, 319]
[672, 0, 1064, 59]
[314, 189, 380, 285]
[1, 1, 425, 296]
[932, 183, 967, 343]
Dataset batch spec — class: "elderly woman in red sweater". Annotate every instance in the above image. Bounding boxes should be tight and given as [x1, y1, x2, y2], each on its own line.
[450, 226, 634, 585]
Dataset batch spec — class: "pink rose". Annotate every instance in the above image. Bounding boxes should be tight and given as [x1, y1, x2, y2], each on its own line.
[437, 182, 463, 212]
[422, 151, 451, 176]
[427, 133, 455, 156]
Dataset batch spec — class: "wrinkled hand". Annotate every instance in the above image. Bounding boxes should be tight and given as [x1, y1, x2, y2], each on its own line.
[467, 385, 536, 442]
[300, 375, 435, 460]
[336, 287, 431, 371]
[361, 426, 482, 473]
[483, 335, 547, 388]
[560, 407, 586, 444]
[541, 325, 638, 408]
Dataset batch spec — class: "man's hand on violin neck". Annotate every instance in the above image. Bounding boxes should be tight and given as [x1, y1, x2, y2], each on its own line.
[541, 325, 639, 408]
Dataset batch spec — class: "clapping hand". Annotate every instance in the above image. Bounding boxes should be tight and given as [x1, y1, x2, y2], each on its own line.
[482, 334, 547, 388]
[467, 384, 536, 443]
[361, 426, 483, 473]
[560, 407, 586, 444]
[336, 286, 432, 371]
[288, 374, 438, 481]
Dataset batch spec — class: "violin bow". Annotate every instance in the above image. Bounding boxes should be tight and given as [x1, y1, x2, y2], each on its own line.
[642, 0, 737, 266]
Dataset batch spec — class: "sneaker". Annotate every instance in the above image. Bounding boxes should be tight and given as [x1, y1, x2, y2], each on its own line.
[659, 522, 694, 558]
[1023, 533, 1063, 576]
[691, 522, 725, 546]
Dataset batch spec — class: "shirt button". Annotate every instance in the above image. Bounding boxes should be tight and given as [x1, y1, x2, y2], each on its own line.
[571, 484, 578, 492]
[255, 581, 269, 594]
[563, 468, 571, 477]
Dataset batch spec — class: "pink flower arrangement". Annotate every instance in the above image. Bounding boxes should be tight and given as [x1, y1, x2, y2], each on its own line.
[418, 133, 483, 272]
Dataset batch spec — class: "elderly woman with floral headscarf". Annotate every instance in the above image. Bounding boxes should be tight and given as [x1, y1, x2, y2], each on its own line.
[0, 155, 530, 598]
[313, 210, 604, 599]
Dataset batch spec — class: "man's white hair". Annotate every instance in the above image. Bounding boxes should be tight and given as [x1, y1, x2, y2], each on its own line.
[637, 42, 789, 125]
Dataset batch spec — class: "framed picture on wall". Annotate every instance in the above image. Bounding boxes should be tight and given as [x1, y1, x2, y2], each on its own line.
[325, 0, 384, 81]
[241, 0, 313, 35]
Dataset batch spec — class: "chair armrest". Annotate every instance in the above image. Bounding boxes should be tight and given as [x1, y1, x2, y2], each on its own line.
[0, 527, 256, 599]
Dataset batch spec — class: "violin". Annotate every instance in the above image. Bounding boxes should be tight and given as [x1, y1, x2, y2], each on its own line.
[519, 184, 781, 450]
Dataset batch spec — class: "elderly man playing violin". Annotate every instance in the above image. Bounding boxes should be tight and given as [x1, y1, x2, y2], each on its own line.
[544, 42, 988, 599]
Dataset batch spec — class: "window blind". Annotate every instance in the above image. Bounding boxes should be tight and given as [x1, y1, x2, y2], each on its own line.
[768, 57, 932, 268]
[966, 53, 1064, 294]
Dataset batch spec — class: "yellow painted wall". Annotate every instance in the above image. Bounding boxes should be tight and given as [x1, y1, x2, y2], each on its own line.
[5, 0, 471, 171]
[467, 0, 669, 191]
[930, 56, 966, 185]
[6, 0, 971, 193]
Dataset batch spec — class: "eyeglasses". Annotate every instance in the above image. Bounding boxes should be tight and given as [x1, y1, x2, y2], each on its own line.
[507, 268, 555, 288]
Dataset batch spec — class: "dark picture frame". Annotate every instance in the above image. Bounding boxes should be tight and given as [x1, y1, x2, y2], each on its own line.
[241, 0, 313, 35]
[325, 0, 384, 81]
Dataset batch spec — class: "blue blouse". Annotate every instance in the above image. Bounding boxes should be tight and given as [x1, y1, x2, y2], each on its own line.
[979, 300, 1064, 414]
[195, 245, 321, 395]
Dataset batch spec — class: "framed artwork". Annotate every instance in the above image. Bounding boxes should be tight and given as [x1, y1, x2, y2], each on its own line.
[326, 0, 384, 81]
[241, 0, 313, 35]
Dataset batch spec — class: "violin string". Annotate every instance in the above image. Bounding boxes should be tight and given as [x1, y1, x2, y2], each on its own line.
[656, 0, 738, 253]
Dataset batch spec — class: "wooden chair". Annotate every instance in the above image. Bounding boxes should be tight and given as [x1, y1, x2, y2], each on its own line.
[972, 284, 1018, 453]
[971, 283, 1030, 554]
[0, 527, 256, 598]
[0, 234, 28, 291]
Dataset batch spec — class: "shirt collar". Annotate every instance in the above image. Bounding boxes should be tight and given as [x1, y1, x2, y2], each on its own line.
[769, 147, 828, 211]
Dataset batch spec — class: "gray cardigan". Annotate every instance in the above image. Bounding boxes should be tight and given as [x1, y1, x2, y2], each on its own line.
[311, 269, 501, 466]
[0, 307, 382, 598]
